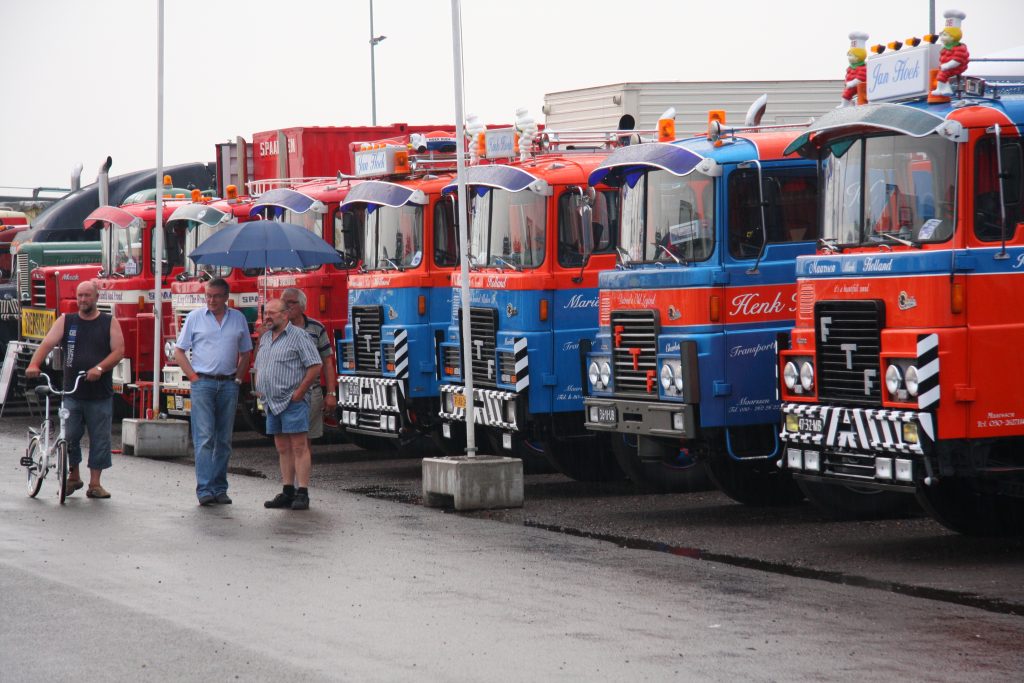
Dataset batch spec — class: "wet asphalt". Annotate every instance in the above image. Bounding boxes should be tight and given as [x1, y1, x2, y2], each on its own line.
[1, 409, 1023, 680]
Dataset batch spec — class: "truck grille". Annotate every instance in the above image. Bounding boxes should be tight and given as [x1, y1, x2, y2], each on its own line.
[611, 309, 658, 396]
[457, 306, 498, 388]
[352, 305, 382, 374]
[815, 300, 884, 406]
[16, 252, 30, 301]
[31, 275, 46, 307]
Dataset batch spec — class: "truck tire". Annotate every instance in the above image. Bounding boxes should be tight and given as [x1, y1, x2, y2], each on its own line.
[917, 479, 1024, 536]
[611, 433, 710, 493]
[798, 479, 917, 520]
[542, 433, 627, 482]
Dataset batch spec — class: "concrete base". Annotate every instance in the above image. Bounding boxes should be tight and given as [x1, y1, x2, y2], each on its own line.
[422, 456, 524, 511]
[122, 418, 190, 458]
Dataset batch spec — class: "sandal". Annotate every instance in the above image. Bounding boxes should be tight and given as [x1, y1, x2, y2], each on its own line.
[86, 485, 111, 499]
[66, 478, 85, 495]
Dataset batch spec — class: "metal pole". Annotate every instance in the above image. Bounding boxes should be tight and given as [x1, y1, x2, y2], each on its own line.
[370, 0, 377, 126]
[929, 0, 935, 35]
[450, 0, 476, 457]
[151, 0, 165, 418]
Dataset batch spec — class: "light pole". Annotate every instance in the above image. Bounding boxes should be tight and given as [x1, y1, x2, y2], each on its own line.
[369, 0, 387, 125]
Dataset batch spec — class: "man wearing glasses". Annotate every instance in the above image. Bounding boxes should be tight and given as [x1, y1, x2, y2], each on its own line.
[174, 278, 253, 506]
[280, 287, 337, 444]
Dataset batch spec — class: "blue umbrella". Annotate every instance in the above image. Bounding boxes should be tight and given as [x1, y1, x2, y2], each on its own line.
[189, 219, 342, 269]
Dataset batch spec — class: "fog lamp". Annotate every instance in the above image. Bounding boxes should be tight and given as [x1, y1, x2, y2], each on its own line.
[803, 450, 820, 471]
[783, 362, 798, 390]
[502, 432, 513, 450]
[904, 365, 920, 396]
[672, 412, 686, 431]
[785, 413, 800, 433]
[799, 362, 814, 391]
[379, 414, 388, 431]
[599, 362, 612, 387]
[589, 406, 600, 422]
[588, 361, 600, 387]
[387, 415, 397, 431]
[787, 448, 803, 470]
[505, 400, 516, 423]
[902, 422, 919, 445]
[895, 459, 913, 482]
[875, 457, 894, 479]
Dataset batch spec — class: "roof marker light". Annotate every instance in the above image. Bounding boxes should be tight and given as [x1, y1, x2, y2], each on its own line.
[658, 108, 676, 142]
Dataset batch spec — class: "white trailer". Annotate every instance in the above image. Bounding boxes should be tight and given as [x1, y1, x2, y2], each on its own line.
[543, 80, 843, 133]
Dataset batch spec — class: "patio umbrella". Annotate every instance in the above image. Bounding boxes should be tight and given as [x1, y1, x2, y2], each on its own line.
[189, 219, 342, 270]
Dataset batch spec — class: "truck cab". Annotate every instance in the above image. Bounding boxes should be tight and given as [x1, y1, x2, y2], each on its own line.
[583, 123, 819, 501]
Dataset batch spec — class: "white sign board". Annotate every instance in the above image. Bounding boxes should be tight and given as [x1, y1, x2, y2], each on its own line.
[485, 129, 516, 159]
[867, 43, 940, 102]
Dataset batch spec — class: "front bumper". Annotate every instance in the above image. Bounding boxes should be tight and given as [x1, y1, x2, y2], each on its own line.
[439, 384, 519, 431]
[337, 375, 404, 437]
[583, 397, 695, 438]
[779, 402, 936, 488]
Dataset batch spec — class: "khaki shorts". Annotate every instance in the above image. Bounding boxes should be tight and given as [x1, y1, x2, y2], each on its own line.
[307, 385, 324, 439]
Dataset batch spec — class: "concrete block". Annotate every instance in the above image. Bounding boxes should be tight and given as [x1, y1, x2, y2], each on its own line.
[422, 456, 524, 511]
[122, 418, 190, 458]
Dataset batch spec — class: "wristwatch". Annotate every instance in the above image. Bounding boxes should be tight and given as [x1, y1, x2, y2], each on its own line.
[234, 378, 243, 385]
[95, 365, 105, 373]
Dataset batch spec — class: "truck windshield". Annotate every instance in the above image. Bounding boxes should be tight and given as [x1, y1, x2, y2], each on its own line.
[184, 219, 233, 278]
[103, 223, 144, 277]
[822, 133, 957, 246]
[363, 205, 423, 271]
[470, 189, 546, 270]
[619, 169, 714, 264]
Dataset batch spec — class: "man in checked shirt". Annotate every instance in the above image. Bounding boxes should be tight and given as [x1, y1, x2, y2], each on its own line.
[254, 299, 322, 511]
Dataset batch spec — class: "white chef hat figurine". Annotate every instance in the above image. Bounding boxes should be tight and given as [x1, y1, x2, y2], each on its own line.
[931, 9, 969, 97]
[466, 113, 486, 164]
[840, 31, 869, 107]
[514, 108, 538, 162]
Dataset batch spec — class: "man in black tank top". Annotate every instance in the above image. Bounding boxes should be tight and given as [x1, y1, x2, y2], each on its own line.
[27, 281, 125, 498]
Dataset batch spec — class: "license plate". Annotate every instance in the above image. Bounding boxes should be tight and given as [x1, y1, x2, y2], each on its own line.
[453, 393, 466, 410]
[798, 417, 823, 433]
[442, 423, 451, 439]
[20, 308, 55, 340]
[597, 406, 617, 423]
[166, 396, 175, 411]
[502, 432, 512, 450]
[175, 395, 184, 410]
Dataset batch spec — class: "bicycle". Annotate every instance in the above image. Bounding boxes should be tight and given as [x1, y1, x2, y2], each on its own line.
[21, 371, 86, 504]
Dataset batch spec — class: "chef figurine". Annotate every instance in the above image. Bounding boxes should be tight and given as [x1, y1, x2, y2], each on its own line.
[931, 9, 969, 97]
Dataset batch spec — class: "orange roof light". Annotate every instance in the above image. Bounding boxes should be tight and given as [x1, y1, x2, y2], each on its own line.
[163, 175, 173, 187]
[657, 108, 676, 143]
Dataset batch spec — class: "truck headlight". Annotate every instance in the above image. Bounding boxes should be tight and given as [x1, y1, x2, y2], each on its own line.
[588, 361, 601, 388]
[799, 361, 814, 391]
[885, 364, 902, 395]
[783, 361, 798, 390]
[904, 365, 920, 397]
[599, 362, 611, 387]
[660, 364, 674, 391]
[164, 340, 176, 361]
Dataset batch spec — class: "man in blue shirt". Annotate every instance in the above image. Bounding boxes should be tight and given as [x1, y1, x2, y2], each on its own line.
[174, 278, 253, 506]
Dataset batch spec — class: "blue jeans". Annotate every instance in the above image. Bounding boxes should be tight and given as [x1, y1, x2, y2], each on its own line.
[190, 378, 239, 500]
[64, 396, 113, 470]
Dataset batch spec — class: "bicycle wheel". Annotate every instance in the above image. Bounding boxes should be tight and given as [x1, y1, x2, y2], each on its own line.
[56, 441, 69, 505]
[26, 437, 45, 498]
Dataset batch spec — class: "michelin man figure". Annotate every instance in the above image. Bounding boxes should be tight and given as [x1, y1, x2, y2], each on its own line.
[931, 9, 969, 97]
[840, 32, 869, 107]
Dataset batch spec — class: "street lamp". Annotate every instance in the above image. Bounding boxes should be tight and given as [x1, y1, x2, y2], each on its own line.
[369, 0, 387, 125]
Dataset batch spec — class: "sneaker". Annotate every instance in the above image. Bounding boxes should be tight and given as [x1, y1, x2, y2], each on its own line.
[291, 492, 309, 510]
[264, 493, 294, 509]
[214, 492, 232, 505]
[198, 494, 216, 506]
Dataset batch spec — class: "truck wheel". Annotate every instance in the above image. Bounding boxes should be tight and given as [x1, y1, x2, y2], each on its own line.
[704, 450, 804, 506]
[611, 434, 710, 493]
[798, 480, 916, 520]
[917, 479, 1024, 536]
[541, 433, 627, 482]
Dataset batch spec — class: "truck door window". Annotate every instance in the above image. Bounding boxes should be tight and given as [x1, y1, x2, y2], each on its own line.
[334, 209, 363, 267]
[433, 198, 459, 267]
[154, 220, 187, 274]
[557, 190, 619, 267]
[470, 189, 546, 269]
[974, 136, 1023, 242]
[728, 168, 818, 259]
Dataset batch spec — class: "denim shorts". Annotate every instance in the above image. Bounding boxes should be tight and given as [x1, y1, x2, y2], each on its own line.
[266, 400, 309, 435]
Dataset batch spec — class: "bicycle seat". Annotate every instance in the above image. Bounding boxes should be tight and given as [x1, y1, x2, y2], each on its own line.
[33, 385, 54, 397]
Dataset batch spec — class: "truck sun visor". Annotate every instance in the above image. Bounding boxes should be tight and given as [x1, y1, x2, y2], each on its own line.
[167, 204, 228, 228]
[442, 166, 543, 196]
[83, 205, 143, 230]
[784, 103, 949, 157]
[588, 143, 705, 188]
[249, 188, 318, 216]
[339, 181, 427, 209]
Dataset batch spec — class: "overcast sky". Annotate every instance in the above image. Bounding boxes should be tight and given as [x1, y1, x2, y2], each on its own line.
[1, 0, 1019, 191]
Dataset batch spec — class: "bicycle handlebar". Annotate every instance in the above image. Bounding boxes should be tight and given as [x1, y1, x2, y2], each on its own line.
[34, 371, 87, 398]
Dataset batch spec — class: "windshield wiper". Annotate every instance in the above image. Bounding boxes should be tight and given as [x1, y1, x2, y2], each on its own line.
[655, 243, 682, 265]
[871, 231, 918, 248]
[818, 237, 840, 253]
[380, 257, 404, 272]
[493, 255, 522, 272]
[615, 246, 633, 269]
[467, 255, 481, 272]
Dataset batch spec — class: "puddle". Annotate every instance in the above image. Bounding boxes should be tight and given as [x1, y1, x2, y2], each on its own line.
[523, 521, 1023, 618]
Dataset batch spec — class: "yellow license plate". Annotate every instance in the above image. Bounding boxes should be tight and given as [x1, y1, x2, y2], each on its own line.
[453, 393, 466, 410]
[20, 308, 55, 340]
[166, 396, 175, 411]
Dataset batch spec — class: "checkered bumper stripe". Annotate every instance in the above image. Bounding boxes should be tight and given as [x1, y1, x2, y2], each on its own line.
[338, 375, 403, 414]
[439, 384, 519, 431]
[780, 403, 934, 455]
